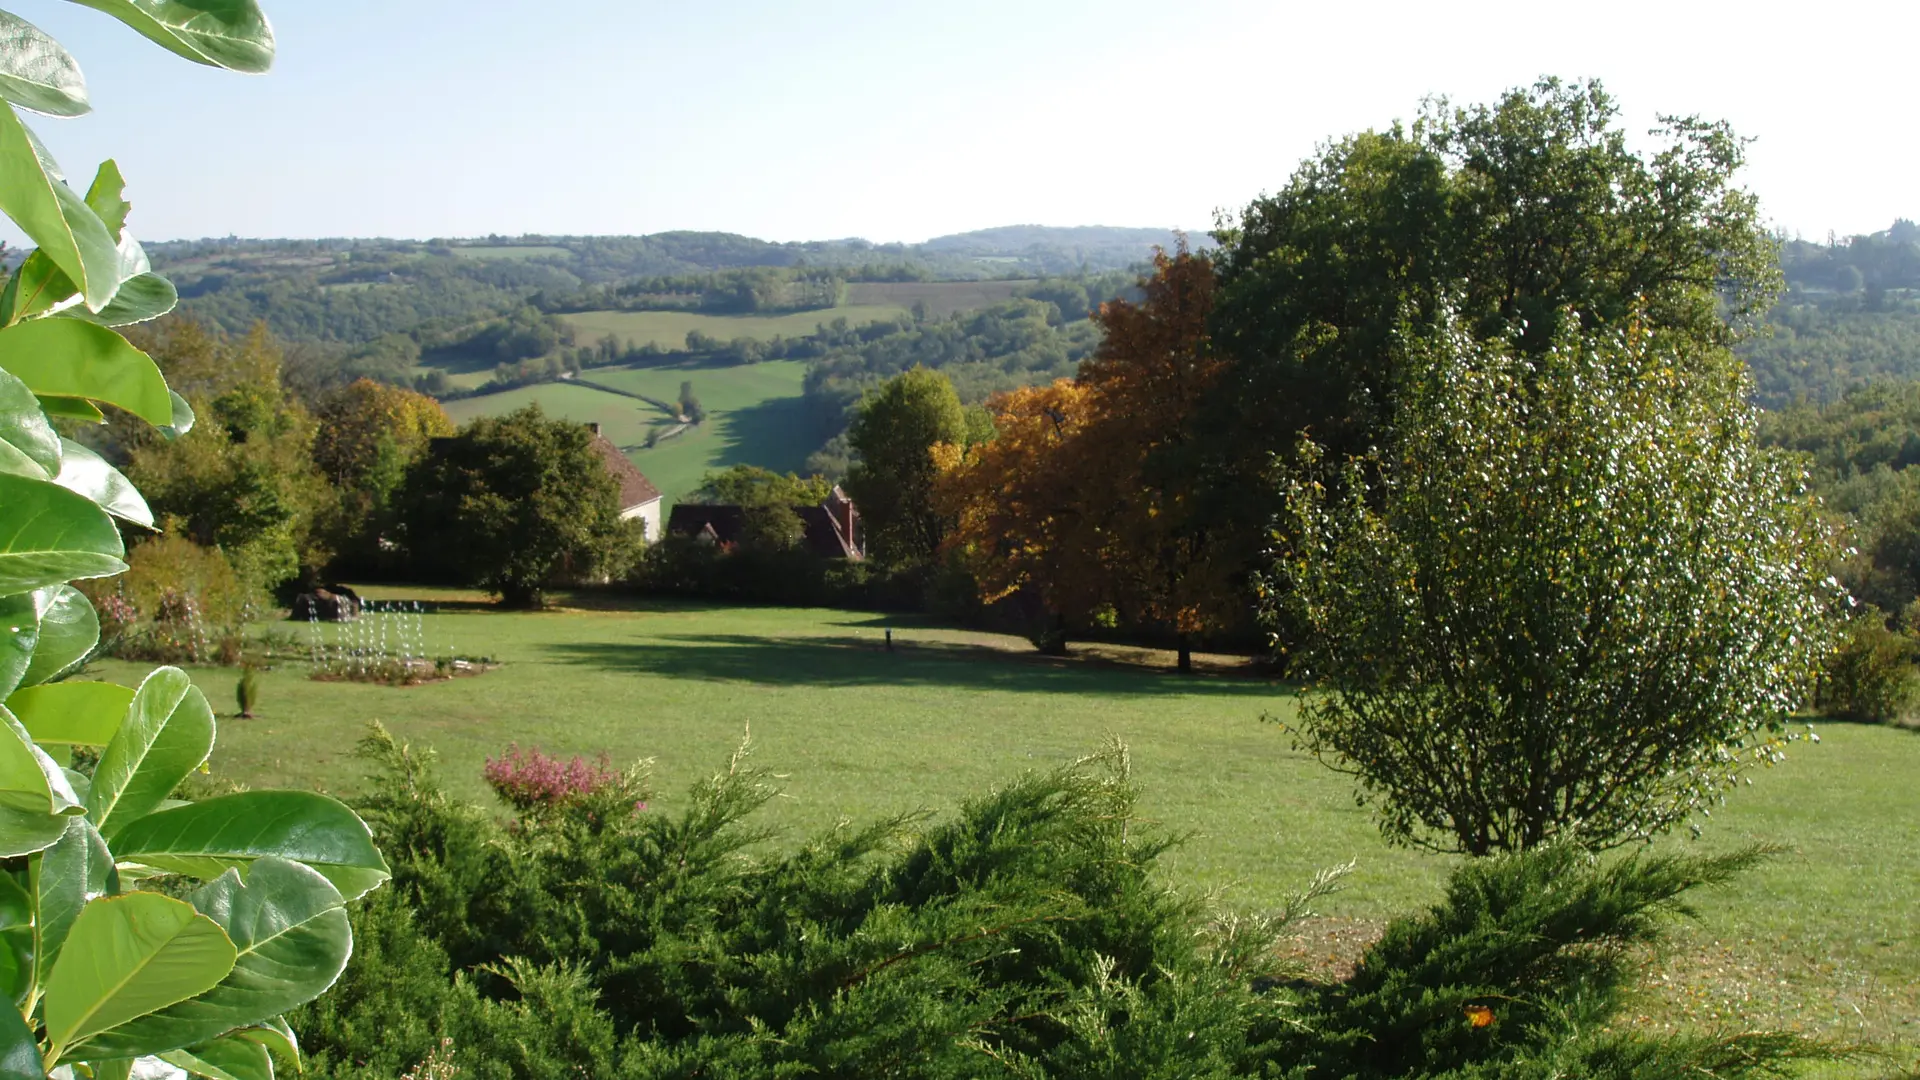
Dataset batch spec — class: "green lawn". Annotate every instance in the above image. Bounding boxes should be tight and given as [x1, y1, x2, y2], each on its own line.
[439, 360, 817, 504]
[86, 593, 1920, 1062]
[560, 305, 908, 350]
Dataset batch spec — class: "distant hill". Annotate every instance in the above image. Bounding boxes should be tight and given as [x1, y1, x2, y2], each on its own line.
[917, 225, 1193, 273]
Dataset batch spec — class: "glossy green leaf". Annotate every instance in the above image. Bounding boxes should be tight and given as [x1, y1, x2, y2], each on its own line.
[73, 859, 349, 1061]
[55, 438, 153, 526]
[64, 0, 274, 73]
[0, 103, 119, 310]
[0, 471, 126, 596]
[0, 366, 58, 480]
[234, 1017, 297, 1069]
[0, 593, 35, 700]
[7, 680, 133, 746]
[162, 390, 194, 437]
[88, 667, 214, 837]
[85, 158, 132, 236]
[0, 318, 171, 424]
[0, 251, 78, 325]
[0, 871, 31, 1004]
[18, 584, 98, 687]
[110, 790, 390, 901]
[164, 1035, 274, 1080]
[0, 976, 39, 1080]
[0, 11, 89, 117]
[0, 704, 81, 817]
[37, 395, 105, 424]
[43, 891, 237, 1059]
[88, 1059, 135, 1080]
[64, 270, 177, 327]
[32, 815, 119, 982]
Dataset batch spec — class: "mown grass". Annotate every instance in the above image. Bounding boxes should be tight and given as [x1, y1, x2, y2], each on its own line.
[560, 305, 908, 350]
[87, 594, 1919, 1069]
[438, 360, 816, 503]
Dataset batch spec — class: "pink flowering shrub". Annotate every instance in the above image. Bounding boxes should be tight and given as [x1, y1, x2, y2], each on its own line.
[484, 744, 640, 812]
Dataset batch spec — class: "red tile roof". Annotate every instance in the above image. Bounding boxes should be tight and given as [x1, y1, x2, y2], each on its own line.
[590, 435, 661, 510]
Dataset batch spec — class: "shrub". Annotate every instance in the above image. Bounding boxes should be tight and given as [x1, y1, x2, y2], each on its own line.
[82, 534, 262, 664]
[295, 731, 1840, 1080]
[1818, 616, 1920, 725]
[482, 745, 642, 812]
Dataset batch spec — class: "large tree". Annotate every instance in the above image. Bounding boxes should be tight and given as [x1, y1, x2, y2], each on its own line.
[1273, 316, 1840, 854]
[1200, 78, 1781, 601]
[845, 366, 967, 566]
[399, 406, 639, 607]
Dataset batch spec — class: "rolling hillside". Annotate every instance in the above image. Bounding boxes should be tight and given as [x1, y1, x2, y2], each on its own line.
[442, 358, 815, 506]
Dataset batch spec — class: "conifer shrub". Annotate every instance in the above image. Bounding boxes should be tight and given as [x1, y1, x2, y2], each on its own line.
[295, 729, 1846, 1080]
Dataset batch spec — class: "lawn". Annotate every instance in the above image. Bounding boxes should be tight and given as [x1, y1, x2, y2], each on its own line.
[559, 305, 908, 350]
[439, 360, 818, 504]
[86, 592, 1920, 1065]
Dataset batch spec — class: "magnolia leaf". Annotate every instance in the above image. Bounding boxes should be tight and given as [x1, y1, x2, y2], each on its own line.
[43, 892, 236, 1060]
[18, 585, 99, 687]
[0, 103, 120, 310]
[63, 271, 177, 327]
[87, 667, 214, 837]
[72, 859, 349, 1061]
[0, 978, 38, 1080]
[36, 395, 104, 424]
[234, 1018, 296, 1069]
[161, 391, 194, 437]
[7, 680, 133, 747]
[163, 1035, 273, 1080]
[0, 472, 126, 596]
[55, 438, 153, 526]
[0, 318, 172, 425]
[0, 251, 81, 324]
[110, 791, 390, 901]
[63, 0, 274, 74]
[0, 11, 89, 117]
[32, 815, 120, 981]
[85, 159, 131, 237]
[0, 871, 31, 1003]
[0, 704, 81, 818]
[0, 366, 59, 480]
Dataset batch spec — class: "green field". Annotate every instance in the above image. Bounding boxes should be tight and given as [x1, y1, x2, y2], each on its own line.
[560, 305, 909, 350]
[87, 594, 1920, 1061]
[440, 359, 816, 504]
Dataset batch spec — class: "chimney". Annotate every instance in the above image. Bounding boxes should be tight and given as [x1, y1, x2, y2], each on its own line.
[836, 489, 857, 557]
[587, 422, 601, 436]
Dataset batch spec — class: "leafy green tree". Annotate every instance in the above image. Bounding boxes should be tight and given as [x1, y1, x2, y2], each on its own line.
[845, 366, 966, 566]
[1202, 78, 1782, 600]
[689, 465, 831, 552]
[0, 6, 388, 1078]
[399, 406, 639, 607]
[1272, 316, 1840, 854]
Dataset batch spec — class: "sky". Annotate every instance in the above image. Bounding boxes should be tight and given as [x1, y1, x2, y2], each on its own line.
[3, 0, 1914, 247]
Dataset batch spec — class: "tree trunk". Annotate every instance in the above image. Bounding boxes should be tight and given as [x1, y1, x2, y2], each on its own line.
[1177, 637, 1193, 674]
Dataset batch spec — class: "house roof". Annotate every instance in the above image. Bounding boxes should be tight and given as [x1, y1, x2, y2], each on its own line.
[590, 434, 661, 510]
[667, 491, 863, 560]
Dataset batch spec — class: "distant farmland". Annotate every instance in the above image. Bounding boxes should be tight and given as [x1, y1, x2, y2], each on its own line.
[440, 359, 815, 505]
[844, 280, 1034, 317]
[451, 245, 572, 260]
[559, 306, 908, 351]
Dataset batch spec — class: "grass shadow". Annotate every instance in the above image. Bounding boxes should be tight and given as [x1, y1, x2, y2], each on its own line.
[712, 396, 820, 475]
[544, 632, 1283, 698]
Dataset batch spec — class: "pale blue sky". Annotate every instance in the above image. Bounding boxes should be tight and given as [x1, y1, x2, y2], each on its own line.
[5, 0, 1913, 245]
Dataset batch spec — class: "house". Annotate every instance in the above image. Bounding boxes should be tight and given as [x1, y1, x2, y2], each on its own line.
[666, 485, 863, 559]
[586, 423, 663, 540]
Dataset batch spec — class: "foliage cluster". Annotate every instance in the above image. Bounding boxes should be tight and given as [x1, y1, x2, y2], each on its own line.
[295, 731, 1836, 1080]
[0, 7, 387, 1078]
[1273, 317, 1840, 853]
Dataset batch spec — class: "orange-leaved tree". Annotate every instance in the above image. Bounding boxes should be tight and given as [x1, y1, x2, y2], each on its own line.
[1079, 242, 1234, 671]
[934, 243, 1236, 668]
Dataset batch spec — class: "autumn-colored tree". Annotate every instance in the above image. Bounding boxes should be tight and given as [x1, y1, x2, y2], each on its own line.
[1079, 244, 1233, 671]
[934, 246, 1233, 666]
[313, 377, 456, 488]
[932, 378, 1099, 652]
